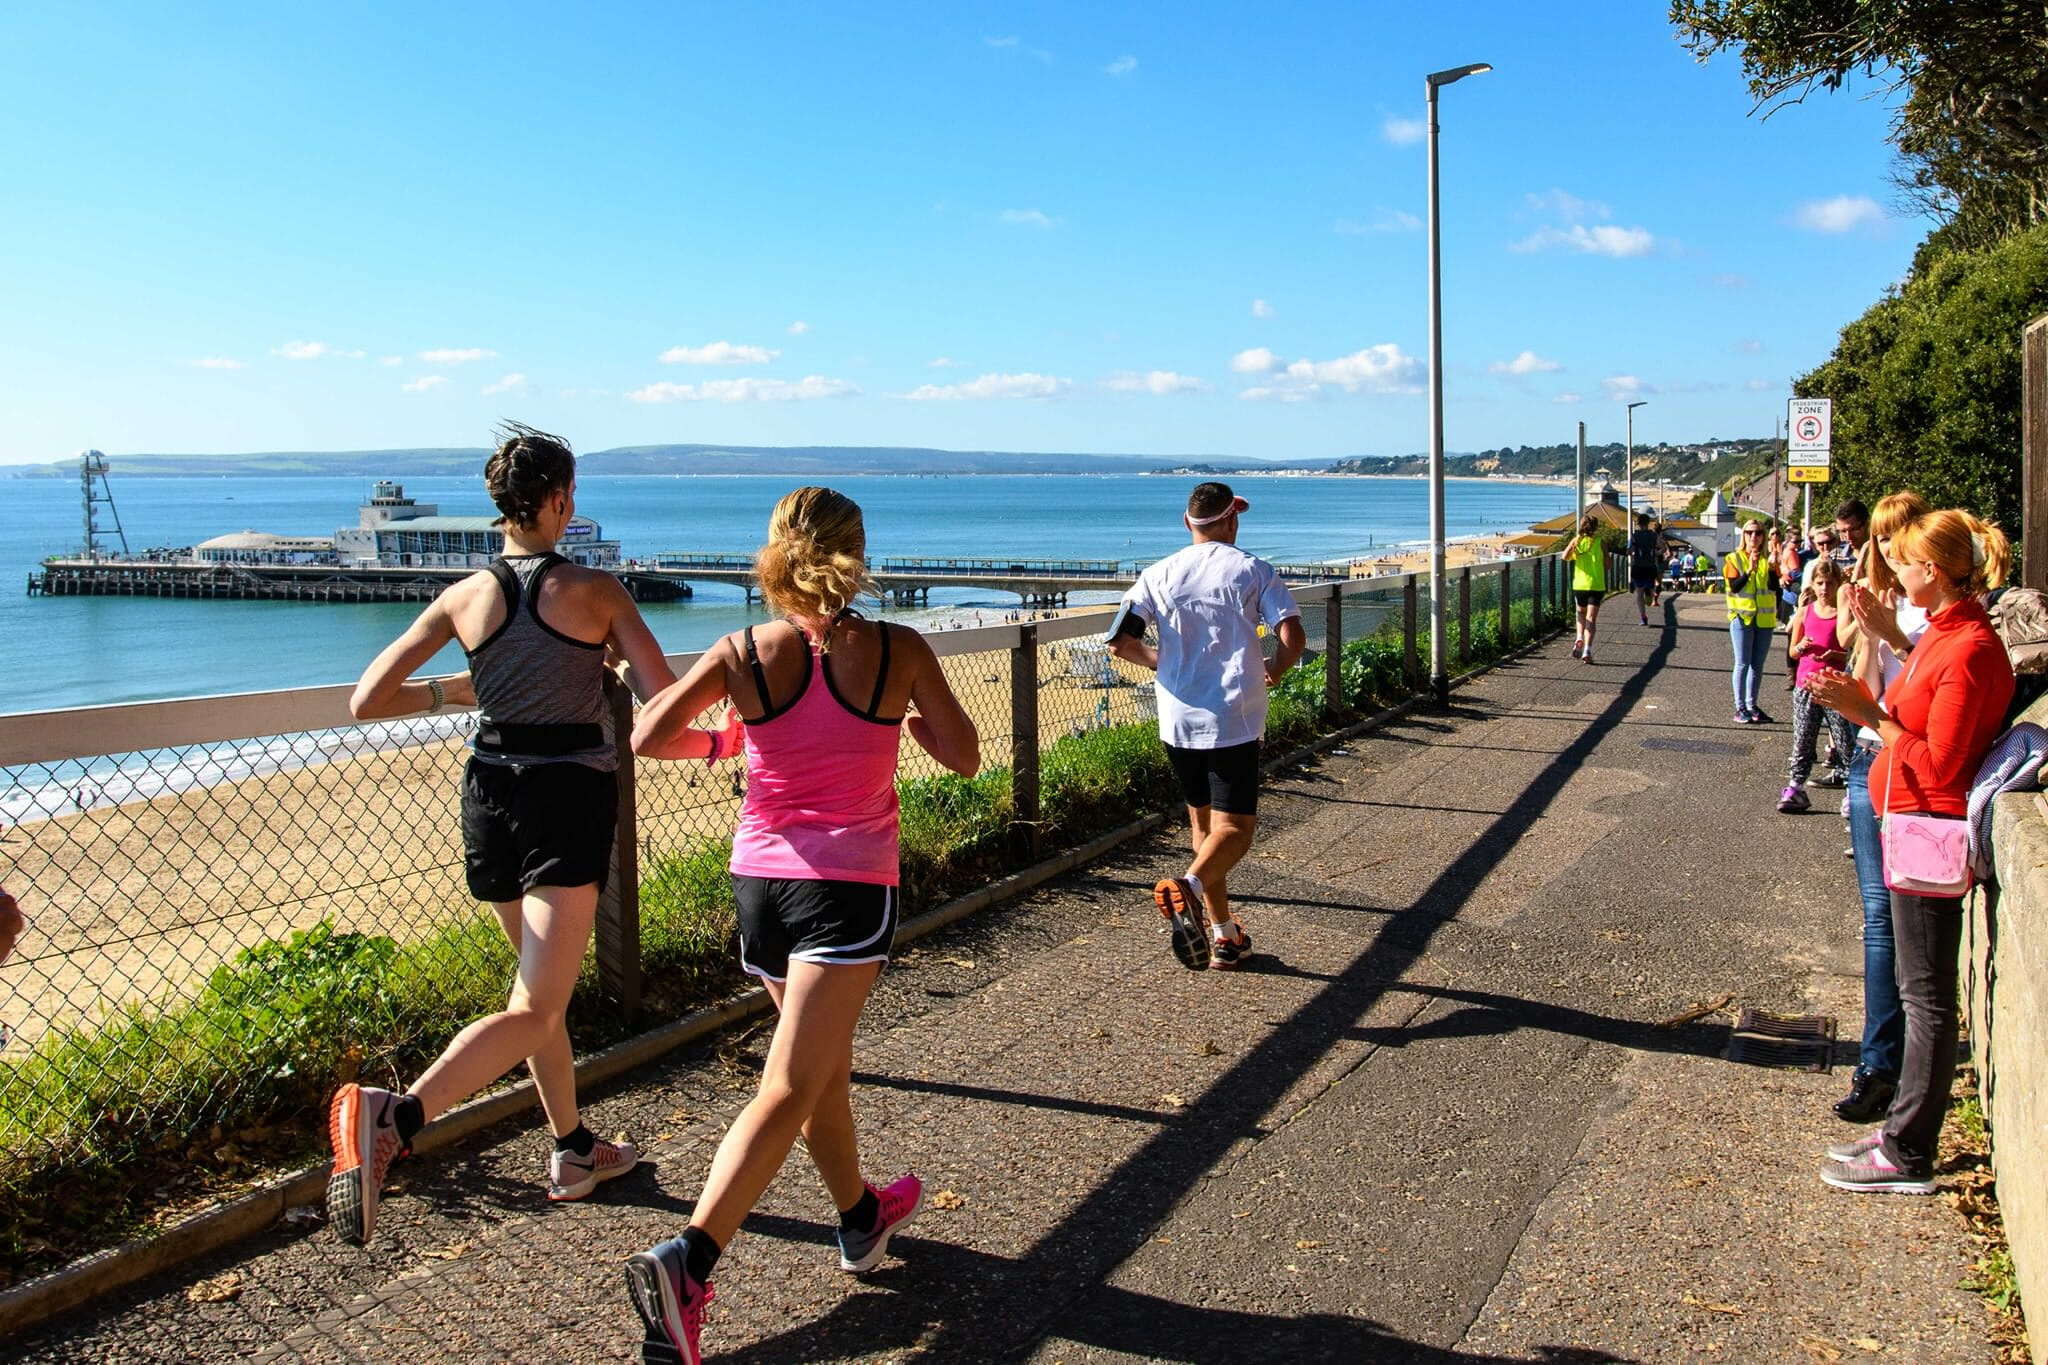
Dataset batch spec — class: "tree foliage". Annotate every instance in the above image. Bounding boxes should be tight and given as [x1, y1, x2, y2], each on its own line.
[1797, 222, 2048, 533]
[1670, 0, 2048, 245]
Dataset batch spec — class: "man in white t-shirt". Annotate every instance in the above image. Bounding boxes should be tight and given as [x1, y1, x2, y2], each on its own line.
[1108, 482, 1305, 970]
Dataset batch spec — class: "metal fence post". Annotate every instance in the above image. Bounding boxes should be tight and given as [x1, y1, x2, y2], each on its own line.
[1011, 623, 1041, 863]
[1324, 588, 1344, 717]
[1500, 562, 1515, 650]
[597, 674, 643, 1016]
[1457, 566, 1472, 665]
[1403, 573, 1419, 689]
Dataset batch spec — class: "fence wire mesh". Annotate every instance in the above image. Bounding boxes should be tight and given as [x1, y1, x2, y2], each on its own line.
[0, 560, 1561, 1321]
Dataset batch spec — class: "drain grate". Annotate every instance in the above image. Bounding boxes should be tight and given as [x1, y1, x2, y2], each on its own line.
[1726, 1008, 1836, 1071]
[1642, 736, 1752, 757]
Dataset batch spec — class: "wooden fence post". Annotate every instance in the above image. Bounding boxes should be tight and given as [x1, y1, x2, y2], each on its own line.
[2025, 314, 2048, 591]
[596, 674, 642, 1016]
[1324, 588, 1344, 716]
[1011, 623, 1041, 863]
[1402, 574, 1419, 688]
[1457, 566, 1472, 666]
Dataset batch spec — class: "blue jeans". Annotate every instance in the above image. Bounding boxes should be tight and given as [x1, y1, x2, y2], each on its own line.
[1727, 618, 1770, 710]
[1847, 746, 1903, 1078]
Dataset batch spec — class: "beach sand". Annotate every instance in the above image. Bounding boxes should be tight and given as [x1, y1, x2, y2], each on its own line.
[0, 643, 1158, 1051]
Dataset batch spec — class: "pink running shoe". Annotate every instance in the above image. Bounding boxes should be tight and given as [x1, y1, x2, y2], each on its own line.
[626, 1239, 713, 1365]
[326, 1083, 409, 1245]
[837, 1173, 923, 1273]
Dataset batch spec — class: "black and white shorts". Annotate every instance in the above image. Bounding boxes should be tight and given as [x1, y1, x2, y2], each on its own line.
[733, 875, 899, 983]
[460, 758, 618, 903]
[1165, 739, 1262, 816]
[1573, 589, 1604, 608]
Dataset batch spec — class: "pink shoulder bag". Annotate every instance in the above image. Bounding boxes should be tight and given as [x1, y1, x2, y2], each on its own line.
[1877, 659, 1973, 897]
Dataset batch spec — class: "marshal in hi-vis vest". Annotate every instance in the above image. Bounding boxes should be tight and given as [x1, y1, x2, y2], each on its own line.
[1723, 549, 1777, 628]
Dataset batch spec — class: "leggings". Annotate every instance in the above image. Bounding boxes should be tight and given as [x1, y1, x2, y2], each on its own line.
[1786, 686, 1854, 785]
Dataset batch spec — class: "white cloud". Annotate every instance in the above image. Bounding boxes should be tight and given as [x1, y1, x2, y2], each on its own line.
[1793, 194, 1884, 233]
[1744, 377, 1780, 392]
[1250, 298, 1274, 320]
[1000, 208, 1059, 230]
[928, 356, 958, 368]
[1238, 385, 1318, 404]
[1102, 370, 1209, 395]
[1104, 55, 1137, 76]
[985, 34, 1049, 61]
[1230, 347, 1283, 374]
[379, 355, 404, 367]
[1512, 224, 1658, 257]
[1739, 339, 1765, 355]
[190, 357, 245, 370]
[1526, 189, 1610, 222]
[1709, 273, 1750, 290]
[1381, 114, 1426, 146]
[483, 373, 529, 395]
[1239, 345, 1423, 401]
[1554, 392, 1583, 404]
[659, 340, 781, 366]
[901, 372, 1070, 401]
[787, 320, 810, 336]
[402, 375, 448, 393]
[1600, 375, 1658, 400]
[985, 35, 1018, 48]
[1489, 350, 1563, 376]
[419, 347, 497, 364]
[275, 340, 333, 360]
[626, 375, 859, 403]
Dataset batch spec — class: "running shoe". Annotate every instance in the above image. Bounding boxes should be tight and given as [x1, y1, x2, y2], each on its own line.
[548, 1134, 640, 1201]
[1826, 1129, 1887, 1163]
[1748, 708, 1775, 725]
[837, 1172, 923, 1273]
[1154, 877, 1211, 970]
[1733, 712, 1752, 726]
[1639, 615, 1649, 626]
[1819, 1146, 1935, 1195]
[1777, 786, 1811, 814]
[326, 1083, 409, 1245]
[1813, 770, 1848, 789]
[626, 1239, 713, 1365]
[1209, 921, 1254, 970]
[1581, 652, 1594, 665]
[1570, 640, 1583, 658]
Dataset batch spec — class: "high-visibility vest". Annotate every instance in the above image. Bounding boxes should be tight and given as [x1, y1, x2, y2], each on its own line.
[1724, 550, 1777, 628]
[1571, 537, 1605, 592]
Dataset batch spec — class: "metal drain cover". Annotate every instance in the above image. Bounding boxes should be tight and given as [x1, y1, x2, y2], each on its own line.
[1642, 737, 1752, 757]
[1726, 1008, 1835, 1071]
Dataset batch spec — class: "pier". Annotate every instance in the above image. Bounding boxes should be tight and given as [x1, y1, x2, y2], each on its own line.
[30, 559, 693, 604]
[646, 552, 1353, 605]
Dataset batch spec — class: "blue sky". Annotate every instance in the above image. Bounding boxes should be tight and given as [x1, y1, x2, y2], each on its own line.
[0, 3, 1926, 465]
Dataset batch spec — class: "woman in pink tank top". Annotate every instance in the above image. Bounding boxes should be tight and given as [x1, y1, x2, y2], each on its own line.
[624, 487, 978, 1360]
[1780, 556, 1856, 810]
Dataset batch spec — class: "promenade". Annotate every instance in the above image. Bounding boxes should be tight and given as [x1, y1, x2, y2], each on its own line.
[16, 590, 1994, 1362]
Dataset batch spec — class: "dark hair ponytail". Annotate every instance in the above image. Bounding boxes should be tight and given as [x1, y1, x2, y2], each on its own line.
[483, 422, 576, 527]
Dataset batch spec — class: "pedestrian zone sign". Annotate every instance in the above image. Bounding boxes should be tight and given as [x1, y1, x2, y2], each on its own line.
[1788, 398, 1832, 462]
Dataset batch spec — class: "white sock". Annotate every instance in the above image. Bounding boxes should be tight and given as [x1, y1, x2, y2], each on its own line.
[1184, 871, 1205, 906]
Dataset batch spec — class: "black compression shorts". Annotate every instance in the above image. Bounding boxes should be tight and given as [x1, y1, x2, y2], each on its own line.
[733, 875, 899, 983]
[460, 757, 617, 902]
[1573, 589, 1604, 608]
[1165, 739, 1262, 815]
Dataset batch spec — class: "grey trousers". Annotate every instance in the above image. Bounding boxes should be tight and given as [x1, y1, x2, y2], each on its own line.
[1880, 890, 1965, 1177]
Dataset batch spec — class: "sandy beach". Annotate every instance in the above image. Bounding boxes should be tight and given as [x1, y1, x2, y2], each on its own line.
[0, 641, 1157, 1051]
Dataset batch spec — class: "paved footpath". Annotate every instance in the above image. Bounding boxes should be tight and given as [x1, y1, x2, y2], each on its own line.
[19, 593, 1997, 1362]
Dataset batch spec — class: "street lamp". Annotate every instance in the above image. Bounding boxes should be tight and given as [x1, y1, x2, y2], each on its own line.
[1625, 400, 1648, 524]
[1426, 60, 1491, 706]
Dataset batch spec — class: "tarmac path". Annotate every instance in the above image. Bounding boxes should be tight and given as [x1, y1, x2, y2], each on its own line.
[15, 591, 1993, 1362]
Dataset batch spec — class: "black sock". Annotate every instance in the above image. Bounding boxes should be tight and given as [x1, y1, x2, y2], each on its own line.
[555, 1124, 596, 1158]
[840, 1187, 879, 1233]
[393, 1094, 425, 1145]
[677, 1226, 721, 1286]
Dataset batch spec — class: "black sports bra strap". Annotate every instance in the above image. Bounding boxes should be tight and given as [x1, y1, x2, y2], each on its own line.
[742, 626, 774, 709]
[487, 559, 522, 615]
[865, 622, 892, 720]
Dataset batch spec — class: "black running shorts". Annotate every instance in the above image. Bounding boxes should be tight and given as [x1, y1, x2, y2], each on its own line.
[1573, 589, 1603, 608]
[1165, 739, 1262, 815]
[733, 875, 899, 983]
[460, 757, 618, 903]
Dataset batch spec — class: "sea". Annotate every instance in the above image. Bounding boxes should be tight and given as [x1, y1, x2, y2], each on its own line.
[0, 471, 1572, 715]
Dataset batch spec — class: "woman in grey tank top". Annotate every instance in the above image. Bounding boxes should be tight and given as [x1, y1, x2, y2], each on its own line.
[321, 424, 720, 1247]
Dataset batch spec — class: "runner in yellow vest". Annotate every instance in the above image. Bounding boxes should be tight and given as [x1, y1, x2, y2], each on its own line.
[1564, 515, 1605, 664]
[1723, 520, 1781, 724]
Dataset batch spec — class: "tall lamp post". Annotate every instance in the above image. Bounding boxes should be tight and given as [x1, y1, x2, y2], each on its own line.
[1426, 60, 1491, 705]
[1624, 400, 1647, 524]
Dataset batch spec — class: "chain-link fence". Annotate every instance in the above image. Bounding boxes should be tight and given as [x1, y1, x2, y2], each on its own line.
[0, 556, 1564, 1290]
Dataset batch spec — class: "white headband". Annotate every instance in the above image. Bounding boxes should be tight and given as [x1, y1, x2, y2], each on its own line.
[1187, 496, 1248, 526]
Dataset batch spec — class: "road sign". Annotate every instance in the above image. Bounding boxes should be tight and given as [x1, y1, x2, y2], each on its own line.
[1788, 397, 1832, 461]
[1788, 465, 1833, 484]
